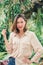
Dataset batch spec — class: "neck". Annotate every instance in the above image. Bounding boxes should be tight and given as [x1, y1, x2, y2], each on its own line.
[18, 30, 24, 37]
[19, 30, 24, 34]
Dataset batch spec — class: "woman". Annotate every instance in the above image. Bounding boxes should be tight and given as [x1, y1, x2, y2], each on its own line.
[2, 14, 43, 65]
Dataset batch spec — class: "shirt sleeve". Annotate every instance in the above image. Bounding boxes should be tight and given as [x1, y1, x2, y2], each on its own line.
[8, 32, 13, 50]
[8, 32, 13, 44]
[31, 32, 43, 62]
[8, 32, 18, 58]
[6, 32, 13, 54]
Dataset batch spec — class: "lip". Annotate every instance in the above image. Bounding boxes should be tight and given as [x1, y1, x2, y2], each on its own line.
[19, 27, 22, 28]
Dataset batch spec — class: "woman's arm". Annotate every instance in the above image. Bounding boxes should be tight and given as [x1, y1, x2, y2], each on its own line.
[30, 32, 43, 63]
[4, 35, 13, 54]
[2, 29, 18, 58]
[2, 29, 13, 54]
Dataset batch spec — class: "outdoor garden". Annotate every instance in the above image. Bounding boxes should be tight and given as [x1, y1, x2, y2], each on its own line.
[0, 0, 43, 65]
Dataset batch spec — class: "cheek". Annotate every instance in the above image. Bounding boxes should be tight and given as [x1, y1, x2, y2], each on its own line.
[23, 22, 26, 28]
[17, 23, 21, 27]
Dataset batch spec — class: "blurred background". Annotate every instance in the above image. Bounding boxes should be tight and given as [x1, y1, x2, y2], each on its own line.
[0, 0, 43, 64]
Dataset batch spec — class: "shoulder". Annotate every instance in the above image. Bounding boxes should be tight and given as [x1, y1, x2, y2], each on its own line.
[9, 32, 16, 37]
[26, 30, 35, 35]
[25, 30, 36, 38]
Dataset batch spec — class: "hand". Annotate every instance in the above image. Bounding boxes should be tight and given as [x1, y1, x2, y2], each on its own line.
[31, 60, 39, 63]
[22, 57, 32, 64]
[33, 60, 39, 63]
[1, 29, 6, 37]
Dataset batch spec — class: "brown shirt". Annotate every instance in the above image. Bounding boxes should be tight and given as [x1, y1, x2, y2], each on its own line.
[8, 30, 43, 65]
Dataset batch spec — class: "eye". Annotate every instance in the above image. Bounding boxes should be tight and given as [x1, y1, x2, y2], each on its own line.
[21, 21, 23, 23]
[17, 21, 23, 23]
[17, 21, 20, 23]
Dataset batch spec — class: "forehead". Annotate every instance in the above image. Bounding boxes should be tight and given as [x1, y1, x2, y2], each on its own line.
[17, 17, 25, 22]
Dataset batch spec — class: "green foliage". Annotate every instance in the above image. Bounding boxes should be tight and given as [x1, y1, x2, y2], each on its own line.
[28, 8, 43, 46]
[3, 0, 21, 22]
[22, 0, 32, 9]
[0, 21, 9, 52]
[35, 8, 43, 45]
[0, 2, 3, 8]
[0, 0, 43, 60]
[0, 52, 7, 60]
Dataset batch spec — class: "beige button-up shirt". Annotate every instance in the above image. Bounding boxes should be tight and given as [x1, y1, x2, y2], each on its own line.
[8, 30, 43, 65]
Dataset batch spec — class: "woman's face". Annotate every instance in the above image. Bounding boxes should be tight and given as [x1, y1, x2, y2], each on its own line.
[17, 17, 26, 32]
